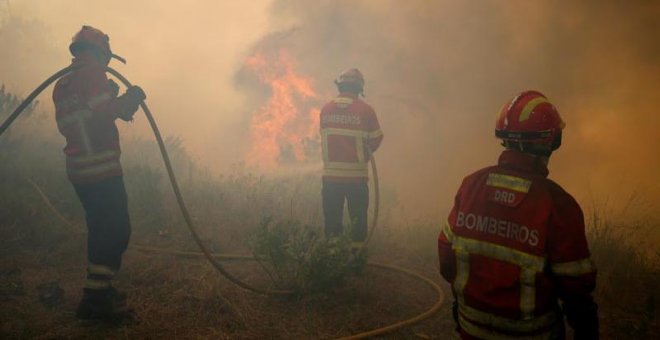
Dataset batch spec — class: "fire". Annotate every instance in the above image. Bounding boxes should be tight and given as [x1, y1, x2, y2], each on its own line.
[243, 48, 321, 169]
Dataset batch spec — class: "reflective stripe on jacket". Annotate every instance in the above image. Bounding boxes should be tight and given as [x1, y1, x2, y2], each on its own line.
[438, 150, 596, 339]
[320, 93, 383, 182]
[52, 55, 124, 184]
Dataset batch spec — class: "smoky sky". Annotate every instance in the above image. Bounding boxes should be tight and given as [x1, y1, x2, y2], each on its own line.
[2, 0, 659, 219]
[260, 0, 660, 217]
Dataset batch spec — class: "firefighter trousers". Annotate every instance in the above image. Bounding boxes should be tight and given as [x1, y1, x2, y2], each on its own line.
[322, 181, 368, 242]
[73, 176, 131, 274]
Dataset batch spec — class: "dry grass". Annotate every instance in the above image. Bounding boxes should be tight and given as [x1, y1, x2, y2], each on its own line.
[1, 95, 657, 339]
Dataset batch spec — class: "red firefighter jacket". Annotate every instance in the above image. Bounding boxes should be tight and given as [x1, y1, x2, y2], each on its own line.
[52, 55, 127, 184]
[320, 93, 383, 183]
[438, 150, 596, 339]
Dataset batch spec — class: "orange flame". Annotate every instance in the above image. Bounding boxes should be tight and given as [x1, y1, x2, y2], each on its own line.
[244, 49, 320, 169]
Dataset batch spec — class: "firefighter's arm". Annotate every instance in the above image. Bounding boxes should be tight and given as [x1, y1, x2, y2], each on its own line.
[438, 221, 456, 282]
[366, 107, 383, 152]
[438, 186, 464, 283]
[547, 187, 599, 339]
[86, 67, 145, 121]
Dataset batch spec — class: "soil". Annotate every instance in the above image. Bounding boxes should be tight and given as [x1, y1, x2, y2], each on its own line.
[0, 233, 458, 339]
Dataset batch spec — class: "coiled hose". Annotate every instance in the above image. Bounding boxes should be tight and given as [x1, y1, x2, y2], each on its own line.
[1, 65, 443, 338]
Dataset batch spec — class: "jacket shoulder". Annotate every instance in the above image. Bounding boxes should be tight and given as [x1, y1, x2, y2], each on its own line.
[459, 165, 499, 189]
[464, 165, 498, 181]
[321, 100, 336, 111]
[543, 178, 582, 211]
[354, 98, 374, 111]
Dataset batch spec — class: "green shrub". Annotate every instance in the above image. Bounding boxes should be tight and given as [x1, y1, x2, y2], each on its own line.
[249, 218, 367, 293]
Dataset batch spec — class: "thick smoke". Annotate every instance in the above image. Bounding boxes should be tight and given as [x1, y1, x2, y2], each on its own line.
[2, 1, 659, 220]
[254, 0, 660, 218]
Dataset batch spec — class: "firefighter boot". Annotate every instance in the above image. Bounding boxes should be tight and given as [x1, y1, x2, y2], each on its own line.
[76, 287, 137, 325]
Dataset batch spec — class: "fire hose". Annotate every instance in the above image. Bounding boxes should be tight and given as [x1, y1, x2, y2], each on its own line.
[1, 65, 444, 338]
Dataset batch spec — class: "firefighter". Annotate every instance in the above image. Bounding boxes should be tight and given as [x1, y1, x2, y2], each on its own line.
[52, 26, 145, 323]
[438, 91, 598, 339]
[320, 68, 383, 244]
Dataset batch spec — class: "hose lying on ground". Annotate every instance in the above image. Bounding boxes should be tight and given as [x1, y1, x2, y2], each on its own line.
[4, 65, 444, 338]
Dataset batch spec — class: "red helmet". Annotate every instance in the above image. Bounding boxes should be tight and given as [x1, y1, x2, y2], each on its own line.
[336, 68, 365, 88]
[495, 90, 565, 150]
[69, 26, 126, 63]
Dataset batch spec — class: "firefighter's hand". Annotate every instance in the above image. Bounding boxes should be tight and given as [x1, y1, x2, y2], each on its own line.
[452, 300, 460, 331]
[563, 295, 599, 339]
[108, 79, 120, 97]
[126, 86, 146, 103]
[118, 86, 146, 122]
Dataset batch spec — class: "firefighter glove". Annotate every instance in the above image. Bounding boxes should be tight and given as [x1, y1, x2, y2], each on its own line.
[126, 86, 146, 103]
[563, 294, 599, 340]
[452, 300, 460, 331]
[117, 86, 146, 122]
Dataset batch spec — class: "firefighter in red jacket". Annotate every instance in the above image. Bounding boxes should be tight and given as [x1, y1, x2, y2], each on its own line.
[52, 26, 145, 323]
[320, 69, 383, 243]
[438, 91, 598, 339]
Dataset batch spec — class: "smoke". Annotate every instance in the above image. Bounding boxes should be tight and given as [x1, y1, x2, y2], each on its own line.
[2, 1, 659, 219]
[251, 0, 660, 218]
[2, 0, 272, 164]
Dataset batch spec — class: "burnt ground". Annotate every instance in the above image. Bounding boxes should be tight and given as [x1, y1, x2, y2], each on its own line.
[0, 232, 458, 339]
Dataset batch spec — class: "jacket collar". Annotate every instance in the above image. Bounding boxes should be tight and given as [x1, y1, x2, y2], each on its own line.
[72, 52, 102, 67]
[498, 149, 549, 177]
[338, 92, 359, 99]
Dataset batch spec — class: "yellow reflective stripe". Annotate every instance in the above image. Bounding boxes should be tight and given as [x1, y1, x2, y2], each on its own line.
[321, 128, 367, 163]
[57, 109, 94, 154]
[487, 173, 532, 193]
[356, 137, 365, 162]
[453, 250, 470, 305]
[453, 236, 545, 271]
[69, 160, 121, 176]
[68, 150, 120, 166]
[88, 263, 116, 276]
[322, 129, 330, 163]
[321, 127, 369, 138]
[453, 235, 546, 325]
[459, 314, 554, 340]
[369, 129, 383, 139]
[87, 91, 112, 109]
[325, 161, 368, 170]
[519, 97, 549, 122]
[442, 220, 455, 242]
[85, 279, 111, 290]
[551, 258, 596, 276]
[333, 97, 354, 105]
[520, 268, 536, 319]
[56, 109, 93, 128]
[323, 168, 368, 178]
[459, 302, 558, 333]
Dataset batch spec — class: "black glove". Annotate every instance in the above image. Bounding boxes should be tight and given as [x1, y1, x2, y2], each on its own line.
[108, 79, 120, 97]
[563, 295, 599, 340]
[452, 300, 460, 332]
[126, 85, 146, 102]
[117, 86, 146, 122]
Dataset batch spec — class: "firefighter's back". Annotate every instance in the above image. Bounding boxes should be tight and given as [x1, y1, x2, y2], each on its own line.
[445, 150, 575, 338]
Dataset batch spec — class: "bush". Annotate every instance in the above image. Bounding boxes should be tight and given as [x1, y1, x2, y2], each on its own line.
[587, 209, 659, 338]
[249, 218, 367, 293]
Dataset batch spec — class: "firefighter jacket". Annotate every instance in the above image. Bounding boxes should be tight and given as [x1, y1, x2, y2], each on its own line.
[53, 55, 133, 184]
[438, 150, 597, 339]
[320, 93, 383, 183]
